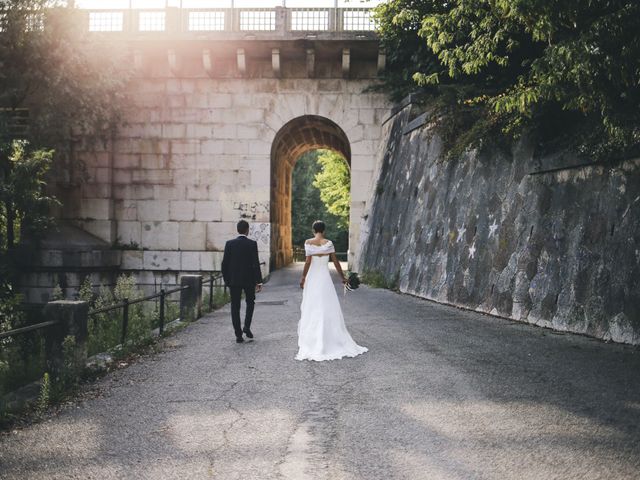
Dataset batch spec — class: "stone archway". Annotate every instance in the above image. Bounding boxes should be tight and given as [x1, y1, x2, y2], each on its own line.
[270, 115, 351, 270]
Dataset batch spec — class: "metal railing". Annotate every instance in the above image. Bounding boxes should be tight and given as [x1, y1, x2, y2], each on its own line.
[88, 272, 223, 342]
[0, 319, 58, 340]
[0, 272, 224, 342]
[82, 6, 377, 34]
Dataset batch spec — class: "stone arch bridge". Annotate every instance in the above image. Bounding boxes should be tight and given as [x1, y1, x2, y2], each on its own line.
[24, 5, 392, 300]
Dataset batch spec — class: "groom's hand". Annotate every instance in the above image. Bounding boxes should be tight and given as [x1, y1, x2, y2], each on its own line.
[256, 283, 263, 293]
[299, 277, 305, 289]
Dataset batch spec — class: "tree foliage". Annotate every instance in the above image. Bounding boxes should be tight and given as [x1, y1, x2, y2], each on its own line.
[0, 0, 129, 155]
[0, 141, 59, 248]
[313, 150, 351, 229]
[291, 151, 350, 253]
[374, 0, 640, 160]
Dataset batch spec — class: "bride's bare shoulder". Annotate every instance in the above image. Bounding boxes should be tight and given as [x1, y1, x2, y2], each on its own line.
[306, 238, 332, 246]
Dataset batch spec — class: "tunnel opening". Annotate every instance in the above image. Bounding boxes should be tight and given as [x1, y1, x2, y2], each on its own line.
[270, 115, 351, 271]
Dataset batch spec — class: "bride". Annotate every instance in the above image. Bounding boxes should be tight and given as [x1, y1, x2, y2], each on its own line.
[296, 220, 368, 361]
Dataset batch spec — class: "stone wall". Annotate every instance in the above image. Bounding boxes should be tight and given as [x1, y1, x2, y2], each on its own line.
[357, 101, 640, 344]
[55, 53, 390, 292]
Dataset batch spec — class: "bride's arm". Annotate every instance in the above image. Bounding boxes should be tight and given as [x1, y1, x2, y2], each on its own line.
[330, 253, 347, 284]
[300, 256, 312, 289]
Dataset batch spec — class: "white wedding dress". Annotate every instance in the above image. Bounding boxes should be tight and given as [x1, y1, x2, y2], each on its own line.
[296, 241, 368, 361]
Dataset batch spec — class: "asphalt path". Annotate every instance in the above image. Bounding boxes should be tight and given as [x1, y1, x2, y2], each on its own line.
[1, 264, 639, 479]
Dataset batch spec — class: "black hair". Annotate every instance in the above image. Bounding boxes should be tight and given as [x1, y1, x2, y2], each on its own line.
[312, 220, 325, 233]
[237, 220, 250, 234]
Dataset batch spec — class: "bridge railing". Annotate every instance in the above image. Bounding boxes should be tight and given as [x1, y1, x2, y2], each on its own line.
[83, 6, 376, 34]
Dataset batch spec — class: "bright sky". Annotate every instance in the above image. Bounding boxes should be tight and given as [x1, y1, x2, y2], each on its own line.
[76, 0, 383, 8]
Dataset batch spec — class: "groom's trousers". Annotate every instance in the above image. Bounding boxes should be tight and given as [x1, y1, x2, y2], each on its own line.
[229, 285, 256, 337]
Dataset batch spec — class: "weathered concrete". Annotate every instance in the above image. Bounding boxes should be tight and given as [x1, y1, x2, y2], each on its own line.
[358, 101, 640, 344]
[179, 274, 202, 323]
[1, 265, 639, 479]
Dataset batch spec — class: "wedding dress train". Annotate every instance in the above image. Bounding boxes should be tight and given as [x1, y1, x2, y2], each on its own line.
[296, 241, 368, 361]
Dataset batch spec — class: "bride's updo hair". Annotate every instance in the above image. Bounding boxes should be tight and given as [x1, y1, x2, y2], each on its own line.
[312, 220, 326, 233]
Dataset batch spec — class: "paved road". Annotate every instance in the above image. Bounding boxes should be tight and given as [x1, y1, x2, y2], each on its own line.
[1, 264, 639, 480]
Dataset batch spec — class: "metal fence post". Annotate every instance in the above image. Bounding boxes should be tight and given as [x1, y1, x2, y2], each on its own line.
[121, 298, 129, 345]
[159, 289, 166, 335]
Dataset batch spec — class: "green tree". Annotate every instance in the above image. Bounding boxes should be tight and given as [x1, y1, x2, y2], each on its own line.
[374, 0, 640, 160]
[313, 150, 350, 229]
[0, 141, 59, 250]
[291, 151, 350, 254]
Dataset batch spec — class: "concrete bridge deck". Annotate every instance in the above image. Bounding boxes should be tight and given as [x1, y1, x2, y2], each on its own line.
[1, 265, 639, 479]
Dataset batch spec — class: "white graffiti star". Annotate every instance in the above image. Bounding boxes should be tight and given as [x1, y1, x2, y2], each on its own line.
[469, 243, 476, 259]
[489, 220, 499, 238]
[457, 225, 466, 242]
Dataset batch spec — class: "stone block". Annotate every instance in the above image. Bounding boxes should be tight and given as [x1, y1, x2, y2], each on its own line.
[137, 200, 169, 221]
[143, 250, 181, 270]
[171, 140, 200, 155]
[179, 275, 202, 321]
[206, 222, 237, 251]
[168, 154, 198, 170]
[170, 201, 195, 221]
[180, 251, 201, 271]
[121, 250, 143, 269]
[248, 140, 271, 156]
[140, 154, 168, 169]
[114, 201, 138, 221]
[186, 185, 210, 200]
[185, 93, 209, 108]
[197, 109, 226, 123]
[237, 124, 261, 139]
[141, 222, 179, 250]
[223, 140, 249, 155]
[211, 124, 237, 139]
[132, 169, 173, 185]
[79, 199, 111, 220]
[171, 169, 199, 186]
[318, 79, 344, 92]
[201, 140, 225, 155]
[77, 220, 114, 243]
[113, 185, 155, 201]
[117, 221, 141, 245]
[113, 169, 132, 185]
[358, 108, 376, 125]
[81, 183, 110, 200]
[186, 124, 213, 139]
[227, 108, 266, 124]
[200, 251, 223, 271]
[154, 185, 186, 201]
[94, 168, 111, 184]
[208, 93, 233, 108]
[195, 201, 221, 222]
[346, 125, 365, 143]
[179, 222, 206, 250]
[351, 140, 377, 156]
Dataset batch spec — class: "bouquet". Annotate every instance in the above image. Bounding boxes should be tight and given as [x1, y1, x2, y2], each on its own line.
[344, 272, 361, 292]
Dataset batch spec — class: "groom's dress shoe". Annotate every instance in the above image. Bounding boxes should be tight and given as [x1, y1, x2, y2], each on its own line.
[236, 337, 244, 343]
[243, 328, 253, 339]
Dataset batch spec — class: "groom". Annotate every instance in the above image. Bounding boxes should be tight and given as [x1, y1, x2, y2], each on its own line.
[221, 220, 263, 343]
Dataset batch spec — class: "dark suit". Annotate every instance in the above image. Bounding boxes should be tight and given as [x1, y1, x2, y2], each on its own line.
[221, 235, 263, 338]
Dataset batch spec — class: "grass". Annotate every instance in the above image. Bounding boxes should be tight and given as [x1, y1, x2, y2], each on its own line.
[361, 270, 400, 290]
